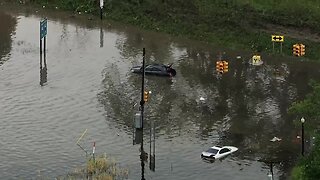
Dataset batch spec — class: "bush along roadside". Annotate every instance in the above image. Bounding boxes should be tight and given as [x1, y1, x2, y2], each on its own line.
[291, 133, 320, 180]
[55, 155, 129, 179]
[289, 81, 320, 179]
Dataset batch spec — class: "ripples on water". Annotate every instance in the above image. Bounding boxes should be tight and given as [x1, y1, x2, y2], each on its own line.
[1, 7, 320, 180]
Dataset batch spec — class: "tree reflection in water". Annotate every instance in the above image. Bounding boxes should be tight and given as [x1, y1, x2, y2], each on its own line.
[0, 11, 17, 66]
[98, 24, 320, 179]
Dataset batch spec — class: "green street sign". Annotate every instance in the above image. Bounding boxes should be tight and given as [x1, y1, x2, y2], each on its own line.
[40, 19, 47, 39]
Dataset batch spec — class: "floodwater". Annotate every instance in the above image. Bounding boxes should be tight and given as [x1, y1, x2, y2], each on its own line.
[1, 4, 320, 180]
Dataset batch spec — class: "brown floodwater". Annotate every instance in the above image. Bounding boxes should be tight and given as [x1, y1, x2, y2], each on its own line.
[1, 4, 320, 180]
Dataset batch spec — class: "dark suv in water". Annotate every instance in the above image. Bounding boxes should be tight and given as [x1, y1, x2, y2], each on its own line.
[131, 63, 176, 77]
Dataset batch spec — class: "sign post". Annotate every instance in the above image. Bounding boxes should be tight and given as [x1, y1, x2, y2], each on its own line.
[271, 35, 284, 53]
[272, 41, 274, 53]
[100, 0, 104, 20]
[40, 18, 48, 86]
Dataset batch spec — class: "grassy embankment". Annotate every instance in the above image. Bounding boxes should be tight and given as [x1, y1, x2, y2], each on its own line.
[38, 155, 128, 179]
[17, 0, 320, 60]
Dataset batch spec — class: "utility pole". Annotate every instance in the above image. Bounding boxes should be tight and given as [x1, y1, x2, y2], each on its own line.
[140, 47, 146, 128]
[139, 48, 146, 180]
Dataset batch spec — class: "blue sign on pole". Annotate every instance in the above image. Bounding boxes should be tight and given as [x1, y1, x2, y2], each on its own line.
[40, 19, 47, 39]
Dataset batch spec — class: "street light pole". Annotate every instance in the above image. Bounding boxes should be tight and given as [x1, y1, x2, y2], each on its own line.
[301, 117, 305, 156]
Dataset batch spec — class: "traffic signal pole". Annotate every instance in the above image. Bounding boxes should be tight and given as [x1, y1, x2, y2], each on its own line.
[140, 48, 146, 128]
[139, 48, 146, 180]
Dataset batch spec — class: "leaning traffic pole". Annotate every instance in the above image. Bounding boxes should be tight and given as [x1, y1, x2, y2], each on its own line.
[140, 48, 146, 180]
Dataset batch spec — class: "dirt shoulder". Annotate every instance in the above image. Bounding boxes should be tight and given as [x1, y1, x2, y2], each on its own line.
[261, 23, 320, 43]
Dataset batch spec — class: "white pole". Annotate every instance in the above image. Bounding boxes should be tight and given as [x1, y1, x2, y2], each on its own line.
[100, 0, 104, 8]
[93, 141, 96, 162]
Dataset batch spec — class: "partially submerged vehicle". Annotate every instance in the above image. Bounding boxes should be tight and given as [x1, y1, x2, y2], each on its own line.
[131, 63, 176, 77]
[201, 145, 238, 160]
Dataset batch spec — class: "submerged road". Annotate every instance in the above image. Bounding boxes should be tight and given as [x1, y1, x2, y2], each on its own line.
[1, 6, 320, 179]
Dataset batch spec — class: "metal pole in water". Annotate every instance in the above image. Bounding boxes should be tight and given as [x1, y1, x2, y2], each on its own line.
[149, 119, 152, 165]
[40, 38, 42, 73]
[270, 162, 274, 180]
[153, 121, 155, 156]
[140, 48, 146, 128]
[40, 22, 43, 86]
[100, 26, 104, 48]
[44, 36, 46, 64]
[100, 0, 104, 20]
[93, 142, 96, 162]
[140, 48, 146, 180]
[40, 39, 42, 66]
[100, 8, 103, 20]
[40, 38, 43, 86]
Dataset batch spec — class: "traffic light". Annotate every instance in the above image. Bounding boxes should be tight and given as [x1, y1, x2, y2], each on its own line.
[293, 44, 300, 56]
[216, 61, 224, 73]
[223, 61, 229, 73]
[300, 44, 305, 56]
[143, 91, 149, 102]
[252, 55, 261, 63]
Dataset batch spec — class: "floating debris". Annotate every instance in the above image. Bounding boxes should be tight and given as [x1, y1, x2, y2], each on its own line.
[270, 137, 282, 142]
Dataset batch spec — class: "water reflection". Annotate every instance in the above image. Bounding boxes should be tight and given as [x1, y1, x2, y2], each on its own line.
[56, 12, 320, 178]
[135, 117, 156, 179]
[149, 120, 156, 172]
[39, 55, 47, 86]
[2, 5, 319, 179]
[116, 30, 173, 66]
[0, 11, 17, 65]
[98, 63, 136, 126]
[100, 25, 104, 48]
[140, 134, 146, 180]
[110, 31, 320, 179]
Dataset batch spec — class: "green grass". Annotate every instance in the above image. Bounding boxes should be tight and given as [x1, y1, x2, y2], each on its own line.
[291, 165, 304, 180]
[11, 0, 320, 60]
[55, 155, 129, 179]
[102, 0, 320, 60]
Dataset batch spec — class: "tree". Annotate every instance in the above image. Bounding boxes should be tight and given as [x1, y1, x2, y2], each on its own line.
[289, 81, 320, 180]
[289, 81, 320, 130]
